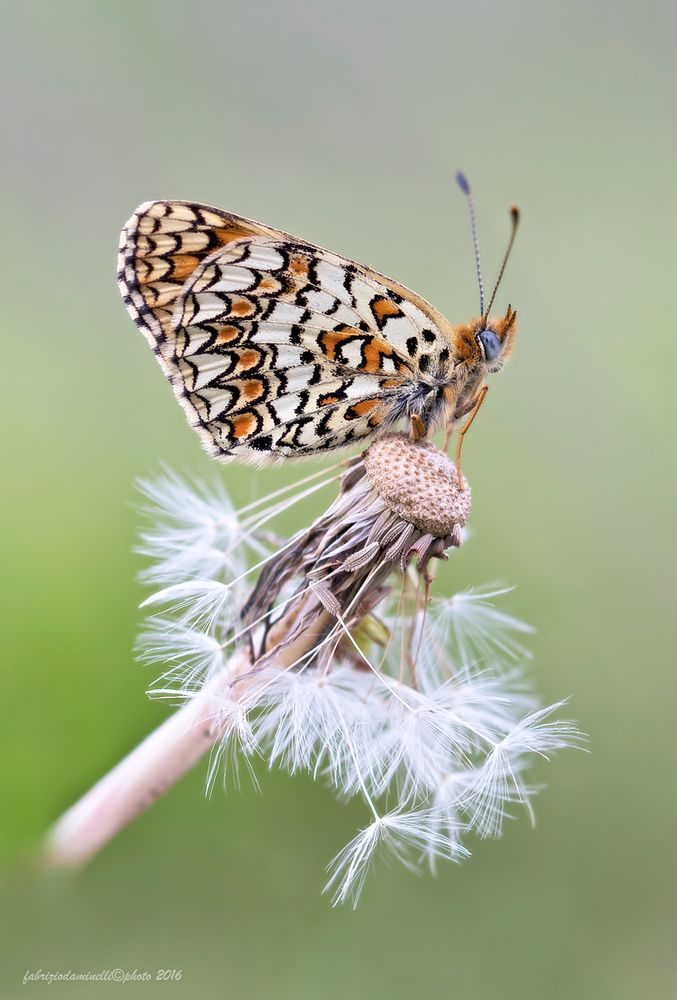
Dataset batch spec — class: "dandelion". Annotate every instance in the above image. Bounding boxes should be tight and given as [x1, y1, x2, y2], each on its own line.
[46, 432, 581, 905]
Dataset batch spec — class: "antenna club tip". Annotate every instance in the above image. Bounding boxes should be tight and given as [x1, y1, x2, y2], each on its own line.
[510, 205, 520, 224]
[455, 171, 471, 195]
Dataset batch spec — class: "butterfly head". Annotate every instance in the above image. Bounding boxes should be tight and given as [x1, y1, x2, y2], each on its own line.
[474, 305, 518, 374]
[455, 172, 520, 376]
[449, 306, 517, 400]
[444, 306, 517, 425]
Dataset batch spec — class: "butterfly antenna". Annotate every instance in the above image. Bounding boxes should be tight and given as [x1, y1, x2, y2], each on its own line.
[484, 205, 520, 319]
[455, 171, 485, 316]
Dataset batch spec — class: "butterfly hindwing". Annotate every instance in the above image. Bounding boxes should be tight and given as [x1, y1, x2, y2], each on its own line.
[119, 203, 455, 461]
[118, 201, 288, 353]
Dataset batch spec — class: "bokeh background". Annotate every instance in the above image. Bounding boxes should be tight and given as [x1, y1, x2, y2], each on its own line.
[2, 1, 675, 997]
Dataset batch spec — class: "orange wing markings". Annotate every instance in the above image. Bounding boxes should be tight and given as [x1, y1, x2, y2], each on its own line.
[241, 379, 265, 402]
[257, 275, 283, 294]
[212, 225, 256, 245]
[229, 297, 257, 318]
[318, 328, 359, 362]
[236, 349, 261, 371]
[346, 399, 381, 418]
[169, 254, 201, 282]
[289, 252, 310, 277]
[318, 328, 399, 374]
[371, 296, 403, 325]
[230, 412, 258, 440]
[362, 335, 395, 373]
[216, 325, 241, 344]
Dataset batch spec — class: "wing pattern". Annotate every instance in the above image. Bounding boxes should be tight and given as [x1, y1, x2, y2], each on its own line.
[118, 200, 284, 352]
[119, 202, 456, 461]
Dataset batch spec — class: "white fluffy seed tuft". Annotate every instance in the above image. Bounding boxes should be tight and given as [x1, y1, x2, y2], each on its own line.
[135, 460, 581, 906]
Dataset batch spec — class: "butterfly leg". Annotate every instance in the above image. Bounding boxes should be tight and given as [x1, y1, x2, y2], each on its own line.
[410, 414, 428, 442]
[454, 384, 489, 484]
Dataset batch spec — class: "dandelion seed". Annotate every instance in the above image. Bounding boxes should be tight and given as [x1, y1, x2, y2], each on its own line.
[460, 703, 584, 838]
[205, 695, 259, 794]
[325, 809, 470, 907]
[248, 665, 380, 778]
[140, 578, 236, 632]
[136, 470, 258, 584]
[425, 584, 534, 678]
[139, 619, 226, 691]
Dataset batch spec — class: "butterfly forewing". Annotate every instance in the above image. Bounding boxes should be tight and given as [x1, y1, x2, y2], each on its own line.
[119, 201, 455, 461]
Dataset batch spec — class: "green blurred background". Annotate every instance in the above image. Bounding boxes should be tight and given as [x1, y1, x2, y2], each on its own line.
[2, 1, 675, 997]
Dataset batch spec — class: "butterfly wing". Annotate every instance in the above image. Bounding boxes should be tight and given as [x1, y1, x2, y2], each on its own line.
[118, 200, 289, 354]
[119, 202, 455, 461]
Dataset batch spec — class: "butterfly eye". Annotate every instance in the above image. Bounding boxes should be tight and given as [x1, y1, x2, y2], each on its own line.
[478, 328, 501, 363]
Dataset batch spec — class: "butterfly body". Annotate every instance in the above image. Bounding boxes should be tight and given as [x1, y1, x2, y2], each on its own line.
[118, 200, 516, 463]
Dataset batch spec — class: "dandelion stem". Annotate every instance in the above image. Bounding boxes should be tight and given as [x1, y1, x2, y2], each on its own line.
[44, 651, 250, 869]
[43, 607, 332, 869]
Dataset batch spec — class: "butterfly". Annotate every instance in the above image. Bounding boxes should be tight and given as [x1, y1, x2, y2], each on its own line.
[118, 174, 519, 467]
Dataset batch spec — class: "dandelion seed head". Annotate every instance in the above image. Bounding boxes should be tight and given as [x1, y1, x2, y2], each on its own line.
[364, 433, 471, 539]
[134, 435, 582, 906]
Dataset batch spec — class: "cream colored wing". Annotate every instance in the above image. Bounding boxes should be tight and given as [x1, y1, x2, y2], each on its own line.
[118, 202, 455, 461]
